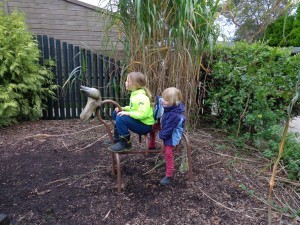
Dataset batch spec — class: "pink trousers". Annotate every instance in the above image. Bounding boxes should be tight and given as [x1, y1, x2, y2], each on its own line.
[164, 145, 174, 177]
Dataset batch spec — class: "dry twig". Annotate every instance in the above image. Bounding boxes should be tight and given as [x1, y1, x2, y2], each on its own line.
[198, 188, 243, 213]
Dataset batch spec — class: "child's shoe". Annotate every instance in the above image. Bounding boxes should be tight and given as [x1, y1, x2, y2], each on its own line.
[159, 176, 171, 186]
[110, 134, 131, 152]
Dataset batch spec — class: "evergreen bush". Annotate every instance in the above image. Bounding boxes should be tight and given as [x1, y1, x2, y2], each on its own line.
[206, 42, 300, 180]
[207, 42, 300, 137]
[0, 10, 56, 127]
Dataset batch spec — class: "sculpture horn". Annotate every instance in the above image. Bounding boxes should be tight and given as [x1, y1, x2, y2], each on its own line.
[80, 86, 100, 99]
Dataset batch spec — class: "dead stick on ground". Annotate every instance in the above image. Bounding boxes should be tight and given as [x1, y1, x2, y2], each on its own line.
[207, 160, 226, 167]
[263, 175, 300, 187]
[73, 134, 108, 152]
[46, 178, 71, 186]
[206, 149, 258, 163]
[102, 209, 111, 221]
[198, 188, 243, 213]
[188, 141, 250, 162]
[17, 211, 33, 222]
[62, 141, 71, 151]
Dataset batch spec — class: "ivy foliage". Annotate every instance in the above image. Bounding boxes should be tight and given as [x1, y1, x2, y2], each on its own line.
[0, 10, 56, 127]
[207, 42, 300, 137]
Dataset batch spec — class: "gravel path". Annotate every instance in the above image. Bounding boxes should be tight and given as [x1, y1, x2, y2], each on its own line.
[289, 117, 300, 142]
[289, 117, 300, 133]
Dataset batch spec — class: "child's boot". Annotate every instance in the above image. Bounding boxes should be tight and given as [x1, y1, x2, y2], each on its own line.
[104, 125, 119, 145]
[109, 134, 132, 152]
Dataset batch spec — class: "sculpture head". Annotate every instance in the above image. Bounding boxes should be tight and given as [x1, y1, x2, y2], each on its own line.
[80, 86, 102, 121]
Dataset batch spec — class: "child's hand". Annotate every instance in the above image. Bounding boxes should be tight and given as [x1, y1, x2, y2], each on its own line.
[117, 111, 130, 116]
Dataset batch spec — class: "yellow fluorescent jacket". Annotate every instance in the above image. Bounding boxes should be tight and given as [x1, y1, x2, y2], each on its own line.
[122, 89, 155, 125]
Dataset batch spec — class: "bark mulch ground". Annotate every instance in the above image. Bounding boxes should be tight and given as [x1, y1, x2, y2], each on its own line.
[0, 119, 299, 225]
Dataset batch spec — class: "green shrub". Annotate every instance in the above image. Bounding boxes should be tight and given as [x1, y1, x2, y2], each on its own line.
[255, 125, 300, 180]
[207, 42, 300, 137]
[205, 42, 300, 181]
[0, 10, 56, 127]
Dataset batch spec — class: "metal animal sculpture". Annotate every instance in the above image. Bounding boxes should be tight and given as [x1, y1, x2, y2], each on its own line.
[80, 85, 121, 144]
[79, 85, 193, 192]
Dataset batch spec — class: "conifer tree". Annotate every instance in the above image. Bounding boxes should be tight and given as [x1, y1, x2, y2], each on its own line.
[0, 10, 56, 127]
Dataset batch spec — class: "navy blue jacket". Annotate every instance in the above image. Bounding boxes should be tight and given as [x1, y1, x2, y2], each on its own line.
[158, 103, 186, 146]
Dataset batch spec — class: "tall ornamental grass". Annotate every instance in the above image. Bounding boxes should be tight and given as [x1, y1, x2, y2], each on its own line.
[102, 0, 221, 128]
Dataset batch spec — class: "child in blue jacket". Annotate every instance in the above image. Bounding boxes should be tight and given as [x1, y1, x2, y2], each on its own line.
[158, 87, 186, 185]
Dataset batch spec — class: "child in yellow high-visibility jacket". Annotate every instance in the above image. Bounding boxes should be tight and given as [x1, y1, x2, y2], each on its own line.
[109, 72, 155, 152]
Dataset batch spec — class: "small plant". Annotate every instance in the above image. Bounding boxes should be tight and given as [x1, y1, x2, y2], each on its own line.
[262, 149, 275, 158]
[254, 124, 300, 180]
[239, 183, 255, 196]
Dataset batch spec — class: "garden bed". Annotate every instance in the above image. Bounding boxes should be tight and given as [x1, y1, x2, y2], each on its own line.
[0, 119, 299, 224]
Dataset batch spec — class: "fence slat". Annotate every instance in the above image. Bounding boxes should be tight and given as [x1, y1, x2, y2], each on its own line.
[81, 49, 87, 106]
[37, 35, 47, 119]
[104, 56, 110, 118]
[99, 55, 104, 118]
[56, 39, 65, 119]
[43, 35, 54, 120]
[50, 37, 59, 119]
[63, 42, 71, 119]
[116, 60, 121, 102]
[87, 50, 92, 87]
[109, 58, 116, 116]
[74, 46, 82, 116]
[68, 44, 76, 118]
[93, 53, 98, 88]
[37, 35, 44, 65]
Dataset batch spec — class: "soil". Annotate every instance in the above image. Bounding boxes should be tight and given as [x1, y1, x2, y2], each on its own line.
[0, 119, 299, 225]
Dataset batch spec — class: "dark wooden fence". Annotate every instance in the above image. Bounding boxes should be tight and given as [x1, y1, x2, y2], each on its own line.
[37, 35, 126, 120]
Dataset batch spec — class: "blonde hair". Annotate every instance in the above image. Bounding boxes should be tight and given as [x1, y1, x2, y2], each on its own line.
[162, 87, 183, 106]
[127, 72, 152, 99]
